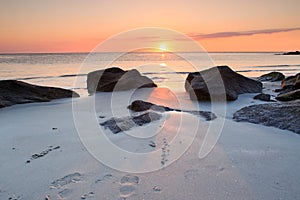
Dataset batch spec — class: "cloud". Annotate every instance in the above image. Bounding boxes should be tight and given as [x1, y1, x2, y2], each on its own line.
[190, 27, 300, 39]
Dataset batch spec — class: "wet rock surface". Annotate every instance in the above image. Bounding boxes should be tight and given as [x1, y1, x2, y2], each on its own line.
[258, 72, 285, 82]
[128, 100, 217, 121]
[100, 112, 162, 134]
[233, 100, 300, 134]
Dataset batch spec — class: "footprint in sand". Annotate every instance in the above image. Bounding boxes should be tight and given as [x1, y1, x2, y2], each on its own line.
[184, 169, 199, 180]
[119, 174, 139, 199]
[50, 172, 82, 189]
[161, 138, 170, 167]
[58, 188, 73, 199]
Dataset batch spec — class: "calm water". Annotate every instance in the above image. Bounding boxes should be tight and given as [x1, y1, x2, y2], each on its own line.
[0, 52, 299, 96]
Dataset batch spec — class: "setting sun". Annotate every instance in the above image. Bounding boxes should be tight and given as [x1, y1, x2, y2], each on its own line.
[159, 44, 167, 52]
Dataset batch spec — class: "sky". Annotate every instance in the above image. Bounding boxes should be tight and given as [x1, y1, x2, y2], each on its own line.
[0, 0, 300, 53]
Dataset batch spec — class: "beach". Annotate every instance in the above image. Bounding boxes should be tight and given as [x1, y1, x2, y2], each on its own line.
[2, 0, 300, 198]
[0, 75, 300, 199]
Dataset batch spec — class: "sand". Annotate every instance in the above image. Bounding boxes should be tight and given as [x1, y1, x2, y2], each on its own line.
[0, 82, 300, 200]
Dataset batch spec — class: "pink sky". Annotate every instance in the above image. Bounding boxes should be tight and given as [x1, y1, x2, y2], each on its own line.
[0, 0, 300, 53]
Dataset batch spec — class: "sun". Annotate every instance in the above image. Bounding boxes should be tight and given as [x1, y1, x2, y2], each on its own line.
[159, 44, 167, 52]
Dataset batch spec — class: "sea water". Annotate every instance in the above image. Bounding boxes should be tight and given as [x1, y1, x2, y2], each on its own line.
[0, 52, 299, 96]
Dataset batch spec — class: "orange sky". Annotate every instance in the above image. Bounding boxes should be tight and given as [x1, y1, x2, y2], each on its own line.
[0, 0, 300, 53]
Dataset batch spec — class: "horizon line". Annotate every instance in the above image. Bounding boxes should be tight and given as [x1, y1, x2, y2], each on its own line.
[0, 50, 295, 55]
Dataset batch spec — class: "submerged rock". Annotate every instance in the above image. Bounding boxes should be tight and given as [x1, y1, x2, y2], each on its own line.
[185, 66, 262, 101]
[127, 100, 173, 112]
[233, 100, 300, 134]
[0, 80, 79, 108]
[87, 67, 157, 94]
[258, 72, 285, 82]
[100, 112, 161, 134]
[128, 100, 216, 121]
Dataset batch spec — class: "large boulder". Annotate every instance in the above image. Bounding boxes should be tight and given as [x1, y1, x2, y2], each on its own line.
[258, 72, 285, 82]
[0, 80, 79, 108]
[185, 66, 262, 101]
[87, 67, 157, 94]
[233, 100, 300, 134]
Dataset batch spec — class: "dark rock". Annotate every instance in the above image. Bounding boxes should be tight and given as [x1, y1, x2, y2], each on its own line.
[233, 100, 300, 134]
[30, 146, 61, 160]
[295, 74, 300, 89]
[276, 89, 300, 101]
[274, 88, 282, 93]
[128, 100, 217, 121]
[282, 51, 300, 55]
[87, 67, 157, 94]
[100, 112, 162, 134]
[0, 80, 79, 108]
[281, 74, 299, 89]
[127, 100, 173, 112]
[258, 72, 285, 82]
[185, 66, 262, 101]
[273, 73, 300, 101]
[278, 85, 295, 95]
[253, 93, 272, 102]
[149, 141, 156, 148]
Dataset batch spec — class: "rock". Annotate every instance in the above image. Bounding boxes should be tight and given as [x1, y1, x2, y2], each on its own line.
[0, 80, 79, 108]
[127, 100, 173, 112]
[185, 66, 262, 101]
[253, 93, 272, 102]
[294, 74, 300, 89]
[149, 141, 156, 148]
[87, 67, 157, 94]
[128, 100, 216, 121]
[276, 89, 300, 101]
[233, 100, 300, 134]
[274, 73, 300, 101]
[281, 74, 299, 89]
[100, 112, 162, 134]
[282, 51, 300, 55]
[258, 72, 285, 82]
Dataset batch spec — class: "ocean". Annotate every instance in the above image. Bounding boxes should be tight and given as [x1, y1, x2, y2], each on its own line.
[0, 52, 299, 96]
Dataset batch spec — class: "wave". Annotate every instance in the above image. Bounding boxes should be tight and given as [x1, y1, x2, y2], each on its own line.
[15, 73, 86, 81]
[237, 68, 300, 73]
[143, 71, 190, 75]
[246, 64, 300, 68]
